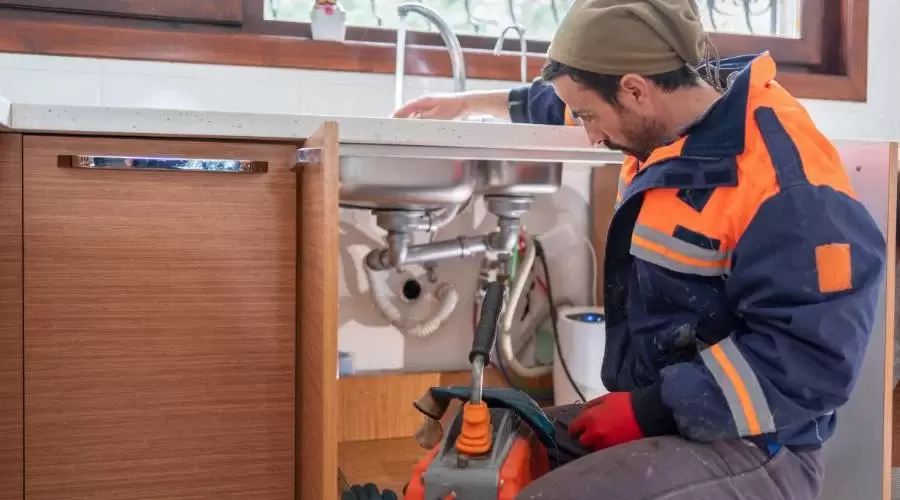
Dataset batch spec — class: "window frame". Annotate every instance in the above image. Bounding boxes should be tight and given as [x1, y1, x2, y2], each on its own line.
[0, 0, 869, 101]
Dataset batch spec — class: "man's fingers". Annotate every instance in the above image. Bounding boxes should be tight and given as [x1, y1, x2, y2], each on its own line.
[577, 429, 597, 450]
[417, 107, 445, 119]
[568, 413, 588, 437]
[391, 98, 431, 118]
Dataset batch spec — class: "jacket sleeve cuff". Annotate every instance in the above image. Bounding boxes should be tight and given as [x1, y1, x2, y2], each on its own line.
[507, 85, 531, 124]
[631, 382, 678, 437]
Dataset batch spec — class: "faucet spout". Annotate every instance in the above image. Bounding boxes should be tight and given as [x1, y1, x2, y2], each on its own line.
[395, 3, 466, 109]
[494, 24, 528, 83]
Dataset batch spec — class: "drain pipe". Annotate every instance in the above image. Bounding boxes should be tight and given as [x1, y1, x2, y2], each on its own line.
[366, 234, 491, 271]
[366, 220, 521, 271]
[368, 196, 531, 271]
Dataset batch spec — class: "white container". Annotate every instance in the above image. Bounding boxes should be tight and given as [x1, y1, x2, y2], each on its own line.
[553, 306, 609, 406]
[310, 1, 347, 42]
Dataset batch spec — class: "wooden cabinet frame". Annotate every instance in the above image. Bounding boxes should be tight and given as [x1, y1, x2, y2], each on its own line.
[296, 123, 341, 500]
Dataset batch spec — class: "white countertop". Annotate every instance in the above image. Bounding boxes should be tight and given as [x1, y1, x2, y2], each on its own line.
[0, 97, 625, 164]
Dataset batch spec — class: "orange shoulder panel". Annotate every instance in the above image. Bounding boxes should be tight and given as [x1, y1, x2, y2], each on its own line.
[733, 94, 857, 241]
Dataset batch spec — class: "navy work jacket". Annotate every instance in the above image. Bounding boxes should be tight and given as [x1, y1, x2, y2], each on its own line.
[510, 53, 886, 449]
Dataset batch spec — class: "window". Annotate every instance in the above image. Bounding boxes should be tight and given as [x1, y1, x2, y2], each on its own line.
[267, 0, 802, 42]
[0, 0, 869, 101]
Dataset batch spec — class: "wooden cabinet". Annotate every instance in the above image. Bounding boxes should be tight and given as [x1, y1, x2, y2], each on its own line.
[0, 125, 337, 500]
[0, 134, 23, 500]
[20, 135, 299, 499]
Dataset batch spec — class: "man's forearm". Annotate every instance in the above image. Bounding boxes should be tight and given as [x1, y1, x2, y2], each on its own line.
[460, 90, 514, 121]
[458, 83, 569, 126]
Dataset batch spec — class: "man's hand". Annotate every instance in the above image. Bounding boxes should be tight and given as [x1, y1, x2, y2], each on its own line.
[392, 90, 512, 121]
[569, 392, 645, 451]
[391, 94, 470, 120]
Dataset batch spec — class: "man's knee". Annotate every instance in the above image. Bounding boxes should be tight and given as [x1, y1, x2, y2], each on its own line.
[518, 437, 817, 500]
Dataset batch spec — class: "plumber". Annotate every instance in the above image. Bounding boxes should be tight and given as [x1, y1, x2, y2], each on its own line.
[394, 0, 886, 498]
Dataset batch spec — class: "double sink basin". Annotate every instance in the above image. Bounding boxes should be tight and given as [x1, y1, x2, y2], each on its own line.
[332, 147, 564, 211]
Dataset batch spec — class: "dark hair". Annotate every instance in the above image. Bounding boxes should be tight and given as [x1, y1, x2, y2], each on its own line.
[541, 60, 701, 106]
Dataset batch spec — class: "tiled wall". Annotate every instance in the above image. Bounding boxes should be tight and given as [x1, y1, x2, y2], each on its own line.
[0, 53, 516, 116]
[0, 0, 895, 371]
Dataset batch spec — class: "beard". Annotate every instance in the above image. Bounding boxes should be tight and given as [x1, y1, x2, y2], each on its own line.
[604, 113, 670, 163]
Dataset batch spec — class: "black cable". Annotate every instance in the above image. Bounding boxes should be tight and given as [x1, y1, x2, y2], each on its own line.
[533, 237, 588, 404]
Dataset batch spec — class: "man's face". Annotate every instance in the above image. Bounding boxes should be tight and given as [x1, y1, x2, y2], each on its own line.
[552, 74, 668, 161]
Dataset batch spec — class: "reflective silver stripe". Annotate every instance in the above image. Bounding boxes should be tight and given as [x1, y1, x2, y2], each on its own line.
[630, 224, 730, 276]
[630, 245, 724, 276]
[617, 177, 627, 197]
[634, 224, 729, 262]
[700, 337, 776, 436]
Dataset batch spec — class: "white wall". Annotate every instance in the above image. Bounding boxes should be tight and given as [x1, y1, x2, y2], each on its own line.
[0, 0, 895, 373]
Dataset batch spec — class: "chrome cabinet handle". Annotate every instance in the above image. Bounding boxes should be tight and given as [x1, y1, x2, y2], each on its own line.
[58, 155, 268, 173]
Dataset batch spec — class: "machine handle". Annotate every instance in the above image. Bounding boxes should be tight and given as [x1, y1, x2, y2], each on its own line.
[469, 280, 505, 364]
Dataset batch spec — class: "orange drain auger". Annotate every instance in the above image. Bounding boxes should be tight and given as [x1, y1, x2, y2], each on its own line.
[404, 280, 551, 500]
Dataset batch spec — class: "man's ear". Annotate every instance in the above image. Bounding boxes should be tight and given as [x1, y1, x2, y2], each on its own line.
[619, 74, 651, 105]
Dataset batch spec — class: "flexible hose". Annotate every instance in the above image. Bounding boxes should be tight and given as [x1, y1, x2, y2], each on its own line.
[406, 282, 458, 338]
[365, 263, 458, 339]
[497, 235, 554, 378]
[502, 236, 536, 333]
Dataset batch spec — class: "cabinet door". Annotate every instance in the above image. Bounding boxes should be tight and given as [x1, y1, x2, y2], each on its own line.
[0, 133, 23, 500]
[23, 136, 296, 500]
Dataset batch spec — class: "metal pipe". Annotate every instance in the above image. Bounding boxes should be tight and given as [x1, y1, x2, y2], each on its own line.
[385, 232, 410, 271]
[366, 235, 490, 271]
[470, 358, 485, 405]
[368, 196, 530, 271]
[493, 217, 520, 254]
[493, 24, 528, 83]
[397, 3, 467, 94]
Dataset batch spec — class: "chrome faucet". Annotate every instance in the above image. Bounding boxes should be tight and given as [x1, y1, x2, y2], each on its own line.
[494, 24, 528, 83]
[395, 2, 467, 109]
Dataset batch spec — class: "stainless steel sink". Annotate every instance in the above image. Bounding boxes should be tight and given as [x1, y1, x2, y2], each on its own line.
[295, 146, 564, 212]
[338, 156, 476, 211]
[337, 157, 562, 211]
[473, 160, 563, 197]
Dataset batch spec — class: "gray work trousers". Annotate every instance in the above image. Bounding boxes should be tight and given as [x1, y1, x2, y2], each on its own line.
[516, 404, 825, 500]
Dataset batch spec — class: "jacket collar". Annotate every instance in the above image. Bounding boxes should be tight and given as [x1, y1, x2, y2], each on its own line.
[639, 52, 777, 168]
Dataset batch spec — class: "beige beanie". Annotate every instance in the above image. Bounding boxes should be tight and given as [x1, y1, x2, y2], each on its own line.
[548, 0, 708, 75]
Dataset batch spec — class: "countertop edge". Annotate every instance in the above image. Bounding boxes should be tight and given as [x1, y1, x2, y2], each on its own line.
[4, 102, 629, 163]
[6, 102, 589, 147]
